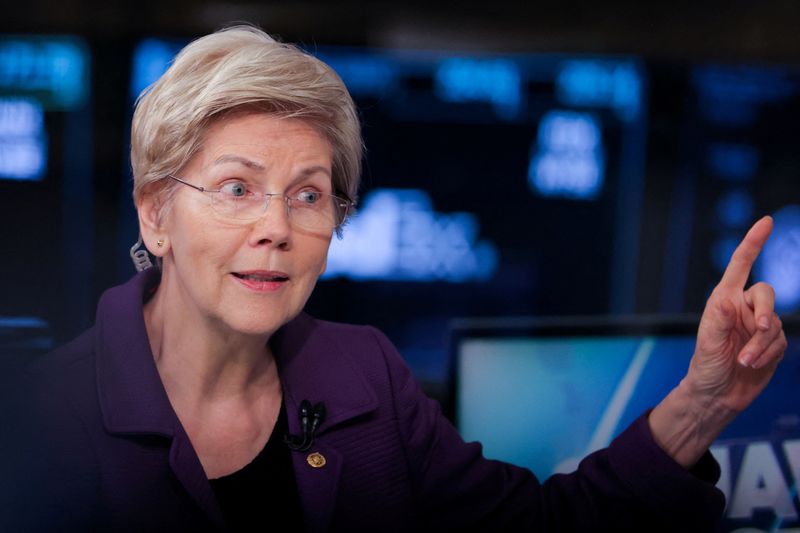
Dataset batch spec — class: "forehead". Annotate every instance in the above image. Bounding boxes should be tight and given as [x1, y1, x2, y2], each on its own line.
[197, 113, 333, 168]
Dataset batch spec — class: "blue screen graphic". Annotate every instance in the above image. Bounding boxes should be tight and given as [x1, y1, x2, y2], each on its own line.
[528, 110, 605, 200]
[324, 189, 498, 282]
[555, 60, 642, 122]
[0, 37, 88, 110]
[456, 331, 800, 531]
[434, 57, 522, 120]
[0, 98, 46, 181]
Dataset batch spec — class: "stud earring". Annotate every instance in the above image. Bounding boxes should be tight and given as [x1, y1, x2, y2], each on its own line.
[157, 239, 164, 248]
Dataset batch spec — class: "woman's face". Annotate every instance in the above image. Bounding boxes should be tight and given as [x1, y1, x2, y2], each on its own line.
[150, 113, 334, 338]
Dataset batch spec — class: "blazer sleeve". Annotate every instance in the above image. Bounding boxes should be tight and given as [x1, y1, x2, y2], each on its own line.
[369, 327, 726, 532]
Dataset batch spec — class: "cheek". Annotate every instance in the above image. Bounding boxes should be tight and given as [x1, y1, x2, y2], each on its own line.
[171, 219, 243, 272]
[318, 241, 331, 275]
[301, 236, 332, 276]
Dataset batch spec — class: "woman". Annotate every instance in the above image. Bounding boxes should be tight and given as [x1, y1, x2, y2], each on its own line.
[1, 25, 787, 532]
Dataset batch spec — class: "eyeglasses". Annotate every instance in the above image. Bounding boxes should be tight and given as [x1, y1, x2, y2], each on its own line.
[168, 175, 352, 232]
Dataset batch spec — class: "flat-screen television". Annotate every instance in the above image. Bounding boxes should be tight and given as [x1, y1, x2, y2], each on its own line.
[449, 315, 800, 531]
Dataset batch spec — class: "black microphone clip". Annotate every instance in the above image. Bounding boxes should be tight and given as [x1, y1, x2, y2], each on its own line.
[284, 399, 326, 452]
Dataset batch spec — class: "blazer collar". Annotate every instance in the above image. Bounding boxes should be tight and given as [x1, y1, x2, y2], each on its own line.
[94, 270, 225, 528]
[272, 312, 378, 435]
[271, 313, 379, 533]
[95, 269, 175, 436]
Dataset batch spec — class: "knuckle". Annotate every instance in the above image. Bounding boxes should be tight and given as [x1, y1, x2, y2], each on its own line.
[738, 248, 758, 264]
[751, 281, 775, 299]
[766, 284, 776, 299]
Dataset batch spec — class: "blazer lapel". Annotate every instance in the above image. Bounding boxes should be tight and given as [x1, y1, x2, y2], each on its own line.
[94, 271, 226, 530]
[289, 441, 344, 532]
[272, 313, 379, 532]
[168, 431, 226, 530]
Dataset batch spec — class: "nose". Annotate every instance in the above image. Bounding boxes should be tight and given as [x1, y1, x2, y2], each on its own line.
[248, 195, 291, 249]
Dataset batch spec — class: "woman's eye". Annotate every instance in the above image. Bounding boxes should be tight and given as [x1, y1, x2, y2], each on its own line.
[296, 190, 321, 204]
[221, 182, 248, 197]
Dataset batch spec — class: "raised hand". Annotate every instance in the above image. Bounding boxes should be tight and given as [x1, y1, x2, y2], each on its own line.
[686, 216, 786, 411]
[649, 216, 787, 468]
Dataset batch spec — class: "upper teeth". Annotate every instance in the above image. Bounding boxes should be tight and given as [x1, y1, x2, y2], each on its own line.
[241, 274, 279, 281]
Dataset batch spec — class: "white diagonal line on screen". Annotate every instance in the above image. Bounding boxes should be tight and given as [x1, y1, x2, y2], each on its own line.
[585, 337, 655, 454]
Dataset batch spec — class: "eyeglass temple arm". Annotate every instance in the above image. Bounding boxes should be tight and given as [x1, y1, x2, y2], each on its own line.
[168, 175, 208, 192]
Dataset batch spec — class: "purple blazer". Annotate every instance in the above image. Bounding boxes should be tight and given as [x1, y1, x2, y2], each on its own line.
[1, 270, 724, 531]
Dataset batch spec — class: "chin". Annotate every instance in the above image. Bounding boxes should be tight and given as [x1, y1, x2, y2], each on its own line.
[221, 308, 294, 339]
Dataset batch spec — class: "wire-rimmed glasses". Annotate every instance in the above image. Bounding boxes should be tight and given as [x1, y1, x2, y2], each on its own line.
[168, 175, 352, 232]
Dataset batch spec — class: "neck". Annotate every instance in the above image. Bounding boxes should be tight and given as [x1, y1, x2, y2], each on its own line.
[143, 273, 279, 410]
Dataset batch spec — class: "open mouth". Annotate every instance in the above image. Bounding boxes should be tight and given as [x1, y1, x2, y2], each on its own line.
[232, 272, 289, 282]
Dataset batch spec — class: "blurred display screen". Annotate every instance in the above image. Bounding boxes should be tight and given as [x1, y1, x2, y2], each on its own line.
[0, 98, 47, 181]
[0, 36, 89, 110]
[323, 188, 498, 282]
[315, 48, 646, 304]
[451, 318, 800, 532]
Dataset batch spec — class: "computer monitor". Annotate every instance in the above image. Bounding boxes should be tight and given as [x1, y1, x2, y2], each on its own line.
[450, 315, 800, 531]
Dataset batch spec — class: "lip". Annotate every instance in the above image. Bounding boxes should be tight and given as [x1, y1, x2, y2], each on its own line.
[230, 270, 290, 292]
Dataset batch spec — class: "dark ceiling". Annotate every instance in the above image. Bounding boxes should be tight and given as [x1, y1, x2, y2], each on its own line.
[4, 0, 800, 62]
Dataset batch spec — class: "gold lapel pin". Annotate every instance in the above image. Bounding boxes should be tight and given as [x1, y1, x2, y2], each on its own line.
[306, 452, 326, 468]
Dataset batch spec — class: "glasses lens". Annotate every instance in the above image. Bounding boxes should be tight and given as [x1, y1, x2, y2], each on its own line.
[290, 193, 341, 231]
[210, 192, 349, 231]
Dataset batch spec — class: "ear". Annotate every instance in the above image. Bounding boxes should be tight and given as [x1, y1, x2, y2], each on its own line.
[137, 191, 171, 257]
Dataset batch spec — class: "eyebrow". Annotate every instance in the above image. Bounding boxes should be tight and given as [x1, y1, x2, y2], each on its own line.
[296, 166, 332, 179]
[211, 156, 331, 180]
[212, 155, 266, 170]
[284, 166, 333, 191]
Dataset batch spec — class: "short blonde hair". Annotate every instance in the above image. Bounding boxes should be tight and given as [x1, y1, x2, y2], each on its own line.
[130, 24, 362, 222]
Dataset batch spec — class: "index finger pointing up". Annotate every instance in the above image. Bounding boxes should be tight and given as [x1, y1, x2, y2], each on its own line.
[718, 216, 774, 290]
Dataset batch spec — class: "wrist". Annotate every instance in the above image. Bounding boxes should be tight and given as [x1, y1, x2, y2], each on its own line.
[649, 380, 738, 469]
